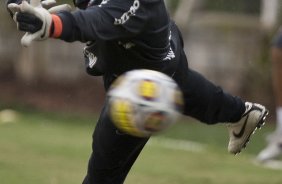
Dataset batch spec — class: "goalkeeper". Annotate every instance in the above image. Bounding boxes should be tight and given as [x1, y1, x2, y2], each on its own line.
[6, 0, 268, 183]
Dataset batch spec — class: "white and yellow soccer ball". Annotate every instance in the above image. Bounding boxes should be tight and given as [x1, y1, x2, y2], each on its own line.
[108, 69, 183, 137]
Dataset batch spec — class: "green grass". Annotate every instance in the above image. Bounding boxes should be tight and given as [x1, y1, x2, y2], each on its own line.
[0, 109, 281, 184]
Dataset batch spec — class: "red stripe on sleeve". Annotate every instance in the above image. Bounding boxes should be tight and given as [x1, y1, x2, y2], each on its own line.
[51, 14, 63, 38]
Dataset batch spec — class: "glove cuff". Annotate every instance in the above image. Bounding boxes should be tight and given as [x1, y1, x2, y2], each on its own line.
[50, 14, 63, 38]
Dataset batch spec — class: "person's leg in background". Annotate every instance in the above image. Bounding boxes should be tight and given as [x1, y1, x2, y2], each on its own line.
[257, 29, 282, 162]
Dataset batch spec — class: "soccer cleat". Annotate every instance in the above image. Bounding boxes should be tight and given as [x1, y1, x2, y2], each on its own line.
[227, 102, 269, 154]
[256, 134, 282, 162]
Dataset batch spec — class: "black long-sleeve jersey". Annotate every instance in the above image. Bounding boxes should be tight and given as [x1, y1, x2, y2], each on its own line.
[56, 0, 183, 88]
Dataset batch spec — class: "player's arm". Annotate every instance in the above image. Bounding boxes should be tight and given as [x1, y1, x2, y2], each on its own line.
[10, 0, 149, 44]
[57, 0, 149, 42]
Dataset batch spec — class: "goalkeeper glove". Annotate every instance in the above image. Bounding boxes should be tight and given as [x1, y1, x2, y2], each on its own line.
[8, 0, 71, 46]
[6, 0, 57, 18]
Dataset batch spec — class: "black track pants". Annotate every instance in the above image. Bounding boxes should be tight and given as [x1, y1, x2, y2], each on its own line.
[82, 105, 149, 184]
[173, 50, 245, 124]
[82, 50, 245, 184]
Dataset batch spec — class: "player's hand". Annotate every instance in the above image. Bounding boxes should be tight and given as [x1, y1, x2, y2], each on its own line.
[9, 0, 53, 46]
[8, 0, 72, 47]
[41, 0, 72, 14]
[6, 0, 57, 18]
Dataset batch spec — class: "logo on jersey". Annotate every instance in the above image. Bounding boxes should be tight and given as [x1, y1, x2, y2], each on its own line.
[163, 31, 176, 61]
[164, 47, 176, 61]
[114, 0, 140, 25]
[88, 53, 98, 68]
[83, 47, 98, 68]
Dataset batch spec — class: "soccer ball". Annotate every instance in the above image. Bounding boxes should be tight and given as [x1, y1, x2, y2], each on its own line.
[107, 69, 183, 137]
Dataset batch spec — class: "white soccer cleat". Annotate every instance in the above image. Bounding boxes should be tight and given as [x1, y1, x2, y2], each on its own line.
[227, 102, 269, 154]
[256, 136, 282, 162]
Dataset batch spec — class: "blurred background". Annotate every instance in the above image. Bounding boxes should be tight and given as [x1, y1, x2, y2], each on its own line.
[0, 0, 279, 115]
[1, 0, 282, 184]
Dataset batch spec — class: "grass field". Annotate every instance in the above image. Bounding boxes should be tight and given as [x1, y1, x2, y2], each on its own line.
[0, 108, 282, 184]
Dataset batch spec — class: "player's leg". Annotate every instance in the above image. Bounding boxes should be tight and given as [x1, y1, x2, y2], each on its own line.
[82, 104, 149, 184]
[257, 38, 282, 162]
[173, 50, 245, 124]
[173, 50, 268, 154]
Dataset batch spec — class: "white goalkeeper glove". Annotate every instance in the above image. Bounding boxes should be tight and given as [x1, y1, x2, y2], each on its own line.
[7, 0, 58, 18]
[8, 0, 71, 47]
